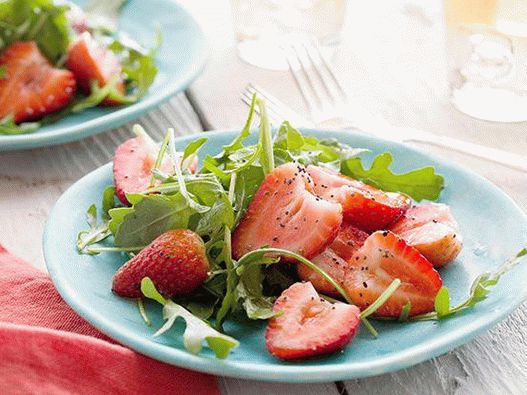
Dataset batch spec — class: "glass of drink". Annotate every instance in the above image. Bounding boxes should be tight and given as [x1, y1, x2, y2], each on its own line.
[230, 0, 347, 70]
[444, 0, 527, 122]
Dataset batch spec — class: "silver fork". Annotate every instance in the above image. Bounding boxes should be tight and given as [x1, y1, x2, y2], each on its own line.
[241, 42, 527, 173]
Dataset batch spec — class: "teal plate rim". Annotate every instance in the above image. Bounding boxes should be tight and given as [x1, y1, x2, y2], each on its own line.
[0, 0, 207, 151]
[43, 129, 527, 382]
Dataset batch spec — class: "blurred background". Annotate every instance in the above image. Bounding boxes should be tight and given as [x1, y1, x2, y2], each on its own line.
[181, 0, 527, 143]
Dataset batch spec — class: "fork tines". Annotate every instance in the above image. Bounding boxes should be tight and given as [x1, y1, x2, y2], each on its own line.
[282, 40, 348, 123]
[241, 83, 312, 126]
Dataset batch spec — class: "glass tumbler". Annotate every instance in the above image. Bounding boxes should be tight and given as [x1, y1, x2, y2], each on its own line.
[444, 0, 527, 122]
[230, 0, 347, 70]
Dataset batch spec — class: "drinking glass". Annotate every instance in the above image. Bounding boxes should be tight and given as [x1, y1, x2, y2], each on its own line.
[230, 0, 347, 70]
[444, 0, 527, 122]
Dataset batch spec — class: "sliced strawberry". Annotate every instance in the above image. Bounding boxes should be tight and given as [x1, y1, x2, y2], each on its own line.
[390, 203, 463, 268]
[113, 134, 174, 205]
[265, 282, 361, 360]
[297, 223, 368, 296]
[112, 229, 209, 299]
[344, 231, 442, 317]
[330, 222, 369, 261]
[0, 41, 76, 123]
[66, 32, 125, 106]
[232, 163, 343, 260]
[307, 165, 411, 232]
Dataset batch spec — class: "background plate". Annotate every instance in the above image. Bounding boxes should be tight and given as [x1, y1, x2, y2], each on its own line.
[0, 0, 207, 151]
[43, 129, 527, 382]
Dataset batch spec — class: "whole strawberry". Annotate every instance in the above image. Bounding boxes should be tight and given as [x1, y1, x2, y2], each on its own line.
[112, 229, 209, 299]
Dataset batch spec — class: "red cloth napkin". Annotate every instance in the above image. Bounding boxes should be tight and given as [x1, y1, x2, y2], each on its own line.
[0, 245, 219, 395]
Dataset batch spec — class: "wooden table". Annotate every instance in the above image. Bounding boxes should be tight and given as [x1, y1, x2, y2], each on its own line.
[1, 0, 526, 393]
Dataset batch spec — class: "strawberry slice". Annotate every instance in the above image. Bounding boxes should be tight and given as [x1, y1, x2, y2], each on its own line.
[330, 222, 369, 261]
[66, 32, 125, 106]
[307, 165, 411, 232]
[113, 134, 174, 205]
[265, 282, 361, 360]
[0, 41, 76, 123]
[390, 203, 463, 268]
[297, 223, 368, 296]
[112, 229, 209, 299]
[232, 163, 343, 259]
[344, 230, 442, 317]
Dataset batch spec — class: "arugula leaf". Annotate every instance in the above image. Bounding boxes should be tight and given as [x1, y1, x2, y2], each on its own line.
[221, 93, 256, 155]
[0, 115, 40, 135]
[72, 77, 135, 113]
[141, 278, 239, 359]
[262, 265, 297, 295]
[167, 129, 210, 214]
[413, 248, 527, 321]
[101, 186, 117, 219]
[214, 174, 238, 330]
[184, 300, 217, 320]
[233, 165, 265, 222]
[0, 0, 71, 63]
[434, 287, 450, 318]
[77, 204, 112, 254]
[273, 121, 367, 169]
[342, 152, 444, 201]
[141, 277, 167, 304]
[107, 32, 159, 98]
[256, 98, 274, 175]
[236, 264, 277, 320]
[183, 137, 207, 162]
[111, 194, 193, 247]
[194, 199, 234, 237]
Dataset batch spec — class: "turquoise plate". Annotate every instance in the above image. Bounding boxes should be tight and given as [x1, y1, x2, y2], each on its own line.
[43, 129, 527, 382]
[0, 0, 206, 151]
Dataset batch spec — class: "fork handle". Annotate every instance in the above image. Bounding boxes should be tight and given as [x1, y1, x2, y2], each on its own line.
[405, 130, 527, 173]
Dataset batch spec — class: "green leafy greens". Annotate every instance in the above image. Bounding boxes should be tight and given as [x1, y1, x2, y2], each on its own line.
[342, 152, 444, 202]
[76, 186, 116, 254]
[0, 0, 159, 135]
[141, 277, 239, 359]
[75, 95, 526, 360]
[0, 0, 71, 63]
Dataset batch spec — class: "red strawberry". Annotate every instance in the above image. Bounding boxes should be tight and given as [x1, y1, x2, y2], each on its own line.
[232, 163, 343, 260]
[113, 134, 174, 205]
[307, 165, 411, 232]
[66, 32, 125, 106]
[390, 203, 463, 268]
[329, 222, 369, 261]
[265, 282, 361, 360]
[297, 223, 368, 296]
[344, 230, 442, 317]
[0, 41, 76, 123]
[112, 229, 209, 299]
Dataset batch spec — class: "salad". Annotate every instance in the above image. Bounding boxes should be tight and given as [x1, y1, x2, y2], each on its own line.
[78, 96, 527, 360]
[0, 0, 158, 135]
